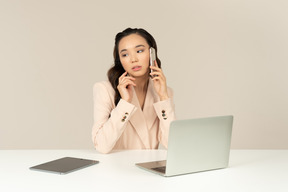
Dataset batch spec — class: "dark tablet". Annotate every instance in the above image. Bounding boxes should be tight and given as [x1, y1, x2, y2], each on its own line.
[29, 157, 99, 174]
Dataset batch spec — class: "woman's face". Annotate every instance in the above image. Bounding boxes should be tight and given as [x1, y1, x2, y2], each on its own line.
[118, 34, 150, 78]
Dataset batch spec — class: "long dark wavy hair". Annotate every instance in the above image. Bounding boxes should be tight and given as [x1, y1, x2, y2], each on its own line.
[107, 28, 162, 106]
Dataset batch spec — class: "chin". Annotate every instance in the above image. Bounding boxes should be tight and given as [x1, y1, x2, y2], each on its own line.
[131, 71, 149, 78]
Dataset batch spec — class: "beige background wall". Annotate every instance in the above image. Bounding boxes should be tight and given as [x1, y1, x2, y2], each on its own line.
[0, 0, 287, 149]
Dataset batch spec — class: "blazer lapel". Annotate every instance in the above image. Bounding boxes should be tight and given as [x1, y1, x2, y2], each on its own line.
[129, 87, 150, 149]
[143, 78, 158, 130]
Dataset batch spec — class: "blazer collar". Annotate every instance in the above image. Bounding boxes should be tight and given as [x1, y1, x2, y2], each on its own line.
[129, 78, 158, 148]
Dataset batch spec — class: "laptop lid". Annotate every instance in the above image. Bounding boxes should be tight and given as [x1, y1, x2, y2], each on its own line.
[136, 115, 233, 177]
[165, 115, 233, 176]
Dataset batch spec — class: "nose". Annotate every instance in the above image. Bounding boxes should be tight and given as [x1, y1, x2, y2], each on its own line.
[130, 53, 138, 63]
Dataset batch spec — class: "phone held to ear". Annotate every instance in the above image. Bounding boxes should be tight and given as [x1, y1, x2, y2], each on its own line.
[149, 47, 156, 77]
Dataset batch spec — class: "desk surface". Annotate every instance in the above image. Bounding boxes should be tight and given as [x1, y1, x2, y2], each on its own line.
[0, 150, 287, 192]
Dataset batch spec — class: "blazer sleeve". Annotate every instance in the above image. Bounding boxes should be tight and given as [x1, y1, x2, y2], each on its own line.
[153, 87, 176, 148]
[92, 82, 137, 154]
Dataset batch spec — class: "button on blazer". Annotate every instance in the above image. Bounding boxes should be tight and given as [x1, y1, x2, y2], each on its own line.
[92, 79, 176, 153]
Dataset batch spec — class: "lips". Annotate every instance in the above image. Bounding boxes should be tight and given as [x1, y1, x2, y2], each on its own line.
[132, 66, 142, 71]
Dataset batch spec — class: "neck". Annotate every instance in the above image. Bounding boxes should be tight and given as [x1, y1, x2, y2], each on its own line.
[134, 76, 149, 93]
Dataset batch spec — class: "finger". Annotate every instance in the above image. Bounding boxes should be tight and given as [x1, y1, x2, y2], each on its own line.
[119, 72, 128, 82]
[151, 76, 164, 82]
[151, 73, 166, 81]
[120, 75, 135, 83]
[154, 60, 158, 68]
[127, 80, 136, 86]
[121, 76, 136, 84]
[150, 71, 161, 75]
[150, 65, 162, 72]
[150, 71, 165, 78]
[120, 79, 136, 87]
[119, 71, 128, 79]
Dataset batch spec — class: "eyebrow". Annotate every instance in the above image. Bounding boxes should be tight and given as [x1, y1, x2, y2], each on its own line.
[120, 44, 146, 53]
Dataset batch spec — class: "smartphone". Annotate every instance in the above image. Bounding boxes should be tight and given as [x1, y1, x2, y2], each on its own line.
[149, 47, 156, 75]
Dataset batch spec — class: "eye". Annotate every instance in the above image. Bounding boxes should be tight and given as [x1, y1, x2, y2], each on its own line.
[137, 49, 144, 53]
[121, 53, 128, 57]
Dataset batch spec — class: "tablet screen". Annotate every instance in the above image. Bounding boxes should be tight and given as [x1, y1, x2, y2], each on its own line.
[30, 157, 99, 174]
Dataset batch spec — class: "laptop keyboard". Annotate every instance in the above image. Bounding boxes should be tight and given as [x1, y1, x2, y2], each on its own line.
[152, 166, 166, 173]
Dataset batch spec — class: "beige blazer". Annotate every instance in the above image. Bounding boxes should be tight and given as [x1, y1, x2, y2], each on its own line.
[92, 79, 176, 153]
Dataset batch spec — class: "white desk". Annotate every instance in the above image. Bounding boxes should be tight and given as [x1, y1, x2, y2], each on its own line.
[0, 150, 287, 192]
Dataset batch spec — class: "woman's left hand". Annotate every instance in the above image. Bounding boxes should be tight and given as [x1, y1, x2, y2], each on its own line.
[150, 61, 169, 101]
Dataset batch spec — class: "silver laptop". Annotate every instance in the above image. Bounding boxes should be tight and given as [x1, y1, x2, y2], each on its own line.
[136, 115, 233, 177]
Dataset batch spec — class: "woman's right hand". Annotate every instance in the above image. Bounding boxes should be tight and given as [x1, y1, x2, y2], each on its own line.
[117, 72, 136, 103]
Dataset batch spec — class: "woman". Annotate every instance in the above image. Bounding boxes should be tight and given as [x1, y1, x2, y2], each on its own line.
[92, 28, 176, 153]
